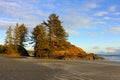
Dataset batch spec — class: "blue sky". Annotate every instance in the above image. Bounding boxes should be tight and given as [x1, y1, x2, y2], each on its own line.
[0, 0, 120, 54]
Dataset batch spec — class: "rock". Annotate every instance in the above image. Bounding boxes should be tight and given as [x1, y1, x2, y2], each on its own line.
[83, 53, 104, 60]
[17, 45, 29, 56]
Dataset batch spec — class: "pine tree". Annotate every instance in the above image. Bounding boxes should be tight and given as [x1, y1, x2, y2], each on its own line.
[44, 13, 68, 46]
[5, 26, 13, 46]
[13, 23, 20, 46]
[31, 14, 68, 57]
[5, 26, 14, 54]
[5, 23, 28, 55]
[32, 24, 49, 57]
[19, 24, 28, 47]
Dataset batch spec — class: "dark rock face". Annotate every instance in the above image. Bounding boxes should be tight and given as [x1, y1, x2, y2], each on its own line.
[17, 45, 29, 56]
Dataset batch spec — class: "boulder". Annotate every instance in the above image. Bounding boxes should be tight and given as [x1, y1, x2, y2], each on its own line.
[17, 45, 29, 56]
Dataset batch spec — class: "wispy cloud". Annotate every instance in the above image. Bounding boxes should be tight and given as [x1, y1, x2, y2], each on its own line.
[66, 29, 80, 36]
[110, 27, 120, 33]
[87, 31, 106, 37]
[64, 16, 91, 28]
[104, 16, 111, 20]
[103, 47, 116, 53]
[87, 32, 97, 36]
[94, 11, 108, 16]
[99, 47, 120, 54]
[63, 15, 92, 35]
[93, 46, 100, 50]
[0, 19, 17, 29]
[109, 6, 116, 12]
[114, 12, 120, 15]
[85, 3, 99, 11]
[0, 0, 46, 28]
[104, 16, 120, 20]
[92, 21, 106, 24]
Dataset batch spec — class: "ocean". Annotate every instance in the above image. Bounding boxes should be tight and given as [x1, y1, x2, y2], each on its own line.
[98, 55, 120, 62]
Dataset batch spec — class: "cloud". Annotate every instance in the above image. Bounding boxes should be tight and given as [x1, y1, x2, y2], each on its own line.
[104, 17, 111, 20]
[114, 12, 120, 15]
[109, 6, 116, 12]
[0, 19, 17, 29]
[99, 47, 120, 55]
[63, 16, 91, 28]
[66, 29, 80, 36]
[87, 31, 106, 36]
[90, 46, 120, 55]
[103, 47, 116, 53]
[92, 21, 106, 24]
[110, 27, 120, 33]
[87, 46, 101, 53]
[42, 3, 56, 9]
[85, 3, 98, 11]
[93, 46, 99, 50]
[94, 11, 108, 16]
[87, 32, 97, 36]
[104, 17, 120, 20]
[0, 0, 45, 24]
[62, 15, 92, 35]
[87, 3, 98, 8]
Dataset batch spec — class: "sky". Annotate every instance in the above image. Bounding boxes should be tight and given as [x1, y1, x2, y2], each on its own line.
[0, 0, 120, 54]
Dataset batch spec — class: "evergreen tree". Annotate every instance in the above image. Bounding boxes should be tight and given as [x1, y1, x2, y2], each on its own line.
[5, 26, 13, 46]
[32, 24, 49, 57]
[4, 23, 28, 55]
[13, 23, 20, 46]
[44, 13, 68, 44]
[19, 24, 28, 47]
[5, 26, 15, 54]
[31, 14, 68, 57]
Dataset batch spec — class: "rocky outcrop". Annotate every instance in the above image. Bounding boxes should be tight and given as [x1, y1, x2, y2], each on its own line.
[52, 45, 103, 60]
[0, 45, 29, 57]
[80, 53, 104, 60]
[17, 45, 29, 56]
[34, 41, 103, 60]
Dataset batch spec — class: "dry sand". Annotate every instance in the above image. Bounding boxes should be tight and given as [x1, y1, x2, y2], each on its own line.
[0, 57, 120, 80]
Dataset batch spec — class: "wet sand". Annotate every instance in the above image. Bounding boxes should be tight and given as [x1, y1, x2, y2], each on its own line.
[0, 57, 120, 80]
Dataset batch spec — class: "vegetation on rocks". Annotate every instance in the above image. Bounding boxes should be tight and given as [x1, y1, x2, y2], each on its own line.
[2, 23, 29, 56]
[31, 13, 103, 60]
[0, 13, 103, 60]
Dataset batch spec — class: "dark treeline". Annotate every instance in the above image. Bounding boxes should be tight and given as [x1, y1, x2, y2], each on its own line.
[0, 13, 103, 60]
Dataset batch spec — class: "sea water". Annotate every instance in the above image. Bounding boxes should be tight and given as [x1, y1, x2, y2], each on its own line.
[99, 55, 120, 62]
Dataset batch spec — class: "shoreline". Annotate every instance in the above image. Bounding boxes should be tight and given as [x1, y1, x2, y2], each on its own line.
[1, 55, 120, 63]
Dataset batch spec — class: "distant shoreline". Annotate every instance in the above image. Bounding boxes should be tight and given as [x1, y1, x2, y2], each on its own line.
[97, 55, 120, 62]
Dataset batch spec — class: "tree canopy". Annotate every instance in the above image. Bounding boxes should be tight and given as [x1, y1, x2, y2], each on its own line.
[31, 13, 68, 57]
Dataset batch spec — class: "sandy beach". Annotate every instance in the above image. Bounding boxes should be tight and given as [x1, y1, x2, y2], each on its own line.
[0, 57, 120, 80]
